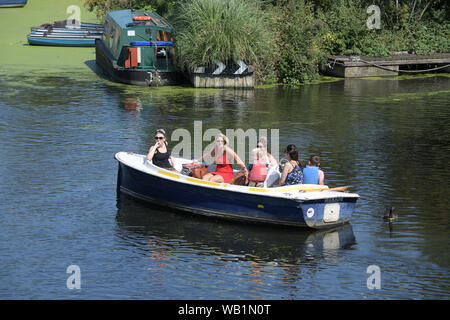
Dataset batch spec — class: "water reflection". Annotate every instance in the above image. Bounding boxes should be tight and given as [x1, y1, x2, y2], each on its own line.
[1, 68, 449, 298]
[115, 194, 356, 268]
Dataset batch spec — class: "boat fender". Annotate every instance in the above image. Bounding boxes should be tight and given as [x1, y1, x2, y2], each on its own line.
[132, 16, 151, 21]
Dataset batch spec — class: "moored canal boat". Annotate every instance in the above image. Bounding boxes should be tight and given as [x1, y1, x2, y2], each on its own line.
[0, 0, 27, 7]
[96, 9, 183, 86]
[27, 21, 104, 47]
[115, 152, 360, 229]
[27, 33, 101, 47]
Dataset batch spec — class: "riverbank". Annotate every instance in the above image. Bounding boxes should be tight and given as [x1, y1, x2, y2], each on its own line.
[1, 0, 448, 90]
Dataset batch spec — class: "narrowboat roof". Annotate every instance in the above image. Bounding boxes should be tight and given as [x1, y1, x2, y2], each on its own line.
[107, 9, 172, 30]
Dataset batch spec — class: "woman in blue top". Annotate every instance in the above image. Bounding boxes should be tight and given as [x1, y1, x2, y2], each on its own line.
[279, 144, 303, 186]
[302, 155, 325, 185]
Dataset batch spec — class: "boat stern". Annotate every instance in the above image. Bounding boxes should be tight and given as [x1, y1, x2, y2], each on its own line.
[295, 192, 359, 228]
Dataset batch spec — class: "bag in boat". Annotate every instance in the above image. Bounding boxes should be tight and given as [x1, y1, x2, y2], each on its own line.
[231, 172, 248, 186]
[182, 163, 208, 179]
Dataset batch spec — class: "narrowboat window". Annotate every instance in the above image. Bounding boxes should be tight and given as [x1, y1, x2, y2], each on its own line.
[113, 33, 121, 54]
[103, 20, 109, 41]
[156, 31, 173, 42]
[108, 26, 115, 48]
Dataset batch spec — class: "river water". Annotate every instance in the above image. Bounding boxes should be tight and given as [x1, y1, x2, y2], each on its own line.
[0, 64, 449, 299]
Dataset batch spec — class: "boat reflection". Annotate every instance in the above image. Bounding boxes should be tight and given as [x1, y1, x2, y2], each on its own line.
[115, 195, 357, 265]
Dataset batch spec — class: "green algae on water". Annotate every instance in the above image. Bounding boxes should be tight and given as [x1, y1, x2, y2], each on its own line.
[361, 73, 450, 81]
[0, 0, 99, 76]
[373, 89, 450, 103]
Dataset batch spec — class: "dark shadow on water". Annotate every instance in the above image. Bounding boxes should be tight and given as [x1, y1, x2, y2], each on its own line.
[115, 193, 357, 264]
[84, 59, 112, 82]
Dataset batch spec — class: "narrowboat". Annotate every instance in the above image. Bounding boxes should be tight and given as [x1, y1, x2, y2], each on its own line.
[96, 9, 183, 86]
[115, 152, 360, 229]
[27, 21, 103, 47]
[0, 0, 27, 7]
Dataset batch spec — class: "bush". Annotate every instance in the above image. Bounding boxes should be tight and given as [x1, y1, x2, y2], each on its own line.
[274, 0, 328, 84]
[84, 0, 156, 21]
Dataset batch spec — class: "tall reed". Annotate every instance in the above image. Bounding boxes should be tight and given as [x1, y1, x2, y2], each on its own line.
[171, 0, 276, 83]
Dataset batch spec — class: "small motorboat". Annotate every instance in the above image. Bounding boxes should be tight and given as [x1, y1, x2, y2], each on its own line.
[27, 20, 104, 47]
[0, 0, 27, 7]
[115, 152, 360, 229]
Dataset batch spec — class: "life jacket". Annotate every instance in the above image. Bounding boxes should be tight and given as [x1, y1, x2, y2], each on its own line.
[302, 165, 319, 184]
[249, 157, 267, 182]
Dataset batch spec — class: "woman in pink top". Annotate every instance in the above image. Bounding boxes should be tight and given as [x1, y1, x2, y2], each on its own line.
[248, 148, 269, 187]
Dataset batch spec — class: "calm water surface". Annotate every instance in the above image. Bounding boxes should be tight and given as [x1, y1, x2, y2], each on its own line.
[0, 69, 449, 299]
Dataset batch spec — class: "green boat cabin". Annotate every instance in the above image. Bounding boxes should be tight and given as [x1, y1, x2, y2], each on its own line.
[102, 9, 177, 72]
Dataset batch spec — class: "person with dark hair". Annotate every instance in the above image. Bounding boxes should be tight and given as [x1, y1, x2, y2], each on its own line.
[279, 144, 303, 186]
[146, 129, 176, 170]
[302, 155, 325, 185]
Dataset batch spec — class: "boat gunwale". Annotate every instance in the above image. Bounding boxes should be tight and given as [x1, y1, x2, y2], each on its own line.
[115, 151, 360, 201]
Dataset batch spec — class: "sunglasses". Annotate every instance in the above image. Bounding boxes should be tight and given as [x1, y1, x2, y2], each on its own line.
[155, 136, 164, 140]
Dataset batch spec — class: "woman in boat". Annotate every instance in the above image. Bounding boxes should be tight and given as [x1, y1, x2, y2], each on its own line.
[195, 133, 248, 183]
[257, 136, 278, 168]
[279, 144, 303, 186]
[147, 129, 176, 171]
[248, 147, 269, 187]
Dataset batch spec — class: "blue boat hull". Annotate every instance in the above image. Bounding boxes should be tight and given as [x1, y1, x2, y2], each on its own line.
[117, 160, 358, 229]
[0, 0, 27, 7]
[27, 37, 95, 47]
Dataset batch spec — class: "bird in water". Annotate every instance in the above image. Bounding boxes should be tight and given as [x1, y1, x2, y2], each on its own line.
[383, 206, 398, 220]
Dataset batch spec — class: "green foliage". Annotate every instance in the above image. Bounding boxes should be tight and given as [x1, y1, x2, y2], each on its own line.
[316, 0, 390, 56]
[172, 0, 276, 84]
[84, 0, 156, 20]
[274, 0, 328, 84]
[314, 0, 450, 57]
[85, 0, 450, 85]
[399, 21, 450, 55]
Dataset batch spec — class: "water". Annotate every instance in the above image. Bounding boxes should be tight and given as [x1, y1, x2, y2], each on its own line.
[0, 68, 449, 299]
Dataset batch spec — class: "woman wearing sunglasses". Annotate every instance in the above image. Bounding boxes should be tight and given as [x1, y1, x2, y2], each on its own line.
[146, 129, 176, 171]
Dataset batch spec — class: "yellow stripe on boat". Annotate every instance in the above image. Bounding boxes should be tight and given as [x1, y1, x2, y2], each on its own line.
[186, 178, 221, 187]
[299, 186, 329, 191]
[157, 170, 180, 179]
[273, 185, 329, 192]
[249, 188, 272, 193]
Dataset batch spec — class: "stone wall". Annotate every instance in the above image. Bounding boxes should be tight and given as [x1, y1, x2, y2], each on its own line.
[323, 64, 399, 77]
[189, 65, 255, 88]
